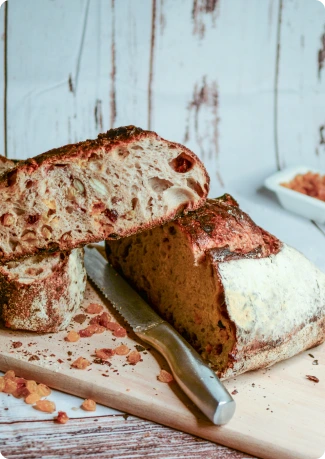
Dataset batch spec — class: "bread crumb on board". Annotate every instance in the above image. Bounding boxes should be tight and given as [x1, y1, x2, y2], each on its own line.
[306, 375, 319, 383]
[85, 303, 104, 314]
[115, 344, 130, 355]
[71, 357, 91, 369]
[65, 330, 80, 342]
[157, 369, 174, 383]
[127, 350, 141, 365]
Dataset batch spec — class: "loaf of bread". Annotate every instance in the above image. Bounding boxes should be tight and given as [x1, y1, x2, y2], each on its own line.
[106, 194, 325, 379]
[0, 126, 209, 263]
[0, 156, 86, 333]
[0, 248, 86, 332]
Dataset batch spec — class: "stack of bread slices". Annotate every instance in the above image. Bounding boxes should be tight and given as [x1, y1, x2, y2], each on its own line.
[1, 125, 324, 379]
[0, 126, 208, 332]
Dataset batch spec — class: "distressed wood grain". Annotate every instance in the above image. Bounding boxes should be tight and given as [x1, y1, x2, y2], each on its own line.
[276, 0, 325, 169]
[150, 0, 281, 197]
[5, 0, 112, 160]
[0, 370, 120, 423]
[113, 0, 153, 129]
[0, 416, 254, 459]
[0, 2, 6, 156]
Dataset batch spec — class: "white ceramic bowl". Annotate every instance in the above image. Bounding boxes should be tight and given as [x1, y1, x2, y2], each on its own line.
[264, 166, 325, 223]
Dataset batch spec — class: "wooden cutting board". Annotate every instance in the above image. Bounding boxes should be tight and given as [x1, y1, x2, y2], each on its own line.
[0, 277, 324, 459]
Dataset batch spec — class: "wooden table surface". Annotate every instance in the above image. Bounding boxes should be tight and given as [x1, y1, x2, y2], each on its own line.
[0, 391, 253, 459]
[0, 189, 324, 459]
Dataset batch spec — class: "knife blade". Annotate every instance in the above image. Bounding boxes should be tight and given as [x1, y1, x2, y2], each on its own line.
[84, 245, 235, 425]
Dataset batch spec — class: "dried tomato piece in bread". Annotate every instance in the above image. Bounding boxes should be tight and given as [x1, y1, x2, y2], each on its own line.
[0, 126, 209, 263]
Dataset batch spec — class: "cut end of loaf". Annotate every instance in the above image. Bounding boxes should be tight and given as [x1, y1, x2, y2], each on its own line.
[0, 248, 86, 333]
[0, 127, 209, 263]
[106, 220, 236, 375]
[105, 195, 282, 378]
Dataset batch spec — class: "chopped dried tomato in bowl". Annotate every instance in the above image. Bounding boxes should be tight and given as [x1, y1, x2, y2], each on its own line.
[281, 171, 325, 202]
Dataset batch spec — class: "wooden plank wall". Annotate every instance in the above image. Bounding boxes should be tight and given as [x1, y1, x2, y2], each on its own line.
[0, 0, 325, 196]
[277, 0, 325, 170]
[0, 2, 5, 155]
[5, 0, 112, 159]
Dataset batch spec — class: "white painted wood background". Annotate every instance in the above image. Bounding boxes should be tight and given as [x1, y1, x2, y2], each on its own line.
[0, 3, 325, 457]
[0, 0, 324, 247]
[0, 0, 325, 188]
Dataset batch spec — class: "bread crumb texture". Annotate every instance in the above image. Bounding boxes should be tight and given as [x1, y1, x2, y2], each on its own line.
[0, 126, 209, 263]
[106, 195, 325, 379]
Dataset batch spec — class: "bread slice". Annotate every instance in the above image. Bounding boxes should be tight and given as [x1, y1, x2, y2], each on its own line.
[0, 126, 209, 263]
[106, 194, 325, 379]
[0, 156, 87, 333]
[0, 248, 86, 332]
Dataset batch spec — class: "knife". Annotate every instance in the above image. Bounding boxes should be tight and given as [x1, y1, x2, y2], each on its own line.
[84, 245, 235, 425]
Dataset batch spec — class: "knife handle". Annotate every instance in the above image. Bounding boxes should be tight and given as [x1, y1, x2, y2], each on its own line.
[137, 322, 235, 425]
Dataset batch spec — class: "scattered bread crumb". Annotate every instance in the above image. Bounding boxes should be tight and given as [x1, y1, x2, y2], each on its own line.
[3, 379, 17, 395]
[73, 314, 87, 324]
[95, 348, 115, 360]
[114, 327, 127, 338]
[79, 324, 105, 337]
[106, 322, 121, 331]
[86, 303, 104, 314]
[26, 380, 38, 394]
[82, 399, 96, 411]
[25, 392, 41, 404]
[127, 350, 141, 365]
[71, 357, 91, 369]
[65, 330, 80, 342]
[34, 400, 56, 413]
[4, 370, 15, 380]
[157, 369, 174, 383]
[37, 384, 51, 397]
[55, 411, 69, 424]
[115, 344, 130, 355]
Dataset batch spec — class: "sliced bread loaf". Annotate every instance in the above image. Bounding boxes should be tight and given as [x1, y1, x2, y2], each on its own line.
[0, 156, 86, 333]
[0, 248, 86, 332]
[105, 194, 325, 379]
[0, 126, 209, 263]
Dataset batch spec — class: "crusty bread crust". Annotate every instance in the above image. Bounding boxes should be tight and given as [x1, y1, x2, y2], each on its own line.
[0, 248, 86, 333]
[217, 244, 325, 378]
[0, 156, 14, 174]
[0, 156, 86, 333]
[174, 194, 281, 263]
[0, 126, 209, 263]
[106, 195, 325, 379]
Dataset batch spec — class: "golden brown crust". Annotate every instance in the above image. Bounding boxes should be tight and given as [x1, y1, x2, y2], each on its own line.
[0, 126, 209, 263]
[175, 194, 282, 262]
[0, 126, 209, 188]
[105, 196, 325, 380]
[0, 248, 86, 333]
[0, 155, 15, 174]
